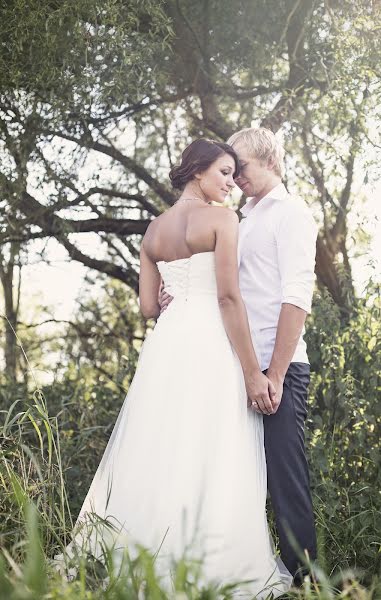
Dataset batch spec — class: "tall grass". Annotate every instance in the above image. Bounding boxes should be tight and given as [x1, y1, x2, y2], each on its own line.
[0, 384, 379, 599]
[1, 290, 381, 599]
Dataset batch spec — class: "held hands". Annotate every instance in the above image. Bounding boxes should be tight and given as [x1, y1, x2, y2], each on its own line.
[245, 371, 276, 415]
[246, 371, 284, 415]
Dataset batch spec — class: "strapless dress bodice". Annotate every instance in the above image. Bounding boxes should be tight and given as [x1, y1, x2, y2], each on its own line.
[157, 251, 217, 298]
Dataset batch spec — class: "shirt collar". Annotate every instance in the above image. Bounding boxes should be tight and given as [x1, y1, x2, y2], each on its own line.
[240, 182, 288, 217]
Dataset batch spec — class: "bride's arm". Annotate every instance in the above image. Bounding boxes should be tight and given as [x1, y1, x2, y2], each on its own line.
[139, 244, 161, 319]
[214, 208, 275, 414]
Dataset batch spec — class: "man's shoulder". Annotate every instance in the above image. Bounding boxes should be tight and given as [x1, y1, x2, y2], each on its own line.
[278, 191, 316, 223]
[281, 190, 310, 210]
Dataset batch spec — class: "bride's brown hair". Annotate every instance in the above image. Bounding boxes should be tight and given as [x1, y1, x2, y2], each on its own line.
[169, 138, 240, 190]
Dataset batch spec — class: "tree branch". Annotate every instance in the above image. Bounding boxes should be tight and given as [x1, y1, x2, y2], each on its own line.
[17, 191, 151, 236]
[42, 129, 176, 206]
[59, 235, 139, 292]
[261, 0, 316, 132]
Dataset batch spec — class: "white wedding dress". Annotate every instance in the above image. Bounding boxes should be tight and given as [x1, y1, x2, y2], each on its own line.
[61, 251, 291, 597]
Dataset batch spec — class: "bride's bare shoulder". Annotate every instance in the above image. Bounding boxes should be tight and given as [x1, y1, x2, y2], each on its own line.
[204, 205, 239, 225]
[141, 216, 161, 249]
[143, 211, 168, 234]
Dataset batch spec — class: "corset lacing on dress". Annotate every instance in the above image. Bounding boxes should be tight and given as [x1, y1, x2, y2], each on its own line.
[157, 252, 217, 300]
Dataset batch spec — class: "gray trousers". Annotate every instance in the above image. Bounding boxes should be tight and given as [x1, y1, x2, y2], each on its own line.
[263, 362, 317, 578]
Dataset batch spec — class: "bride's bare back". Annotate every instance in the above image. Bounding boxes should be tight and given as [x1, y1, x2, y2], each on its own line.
[142, 200, 221, 263]
[139, 198, 237, 322]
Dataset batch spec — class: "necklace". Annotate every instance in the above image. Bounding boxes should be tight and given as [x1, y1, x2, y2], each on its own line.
[175, 196, 205, 204]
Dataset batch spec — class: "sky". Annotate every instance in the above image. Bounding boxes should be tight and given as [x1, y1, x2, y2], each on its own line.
[347, 180, 381, 289]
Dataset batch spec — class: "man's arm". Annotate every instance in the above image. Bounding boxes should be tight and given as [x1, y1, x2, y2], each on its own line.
[268, 200, 318, 412]
[158, 281, 173, 312]
[267, 303, 307, 412]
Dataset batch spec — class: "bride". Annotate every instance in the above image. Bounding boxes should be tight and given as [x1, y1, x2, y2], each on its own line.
[59, 138, 292, 597]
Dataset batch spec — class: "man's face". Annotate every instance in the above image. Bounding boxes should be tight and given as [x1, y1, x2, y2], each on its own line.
[233, 142, 273, 199]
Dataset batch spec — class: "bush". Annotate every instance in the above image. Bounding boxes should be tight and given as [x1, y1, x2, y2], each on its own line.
[305, 283, 381, 582]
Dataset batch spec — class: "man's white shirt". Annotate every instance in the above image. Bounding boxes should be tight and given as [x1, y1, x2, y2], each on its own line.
[238, 183, 318, 372]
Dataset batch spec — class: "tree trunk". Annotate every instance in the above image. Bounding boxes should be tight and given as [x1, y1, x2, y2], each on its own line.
[0, 242, 21, 383]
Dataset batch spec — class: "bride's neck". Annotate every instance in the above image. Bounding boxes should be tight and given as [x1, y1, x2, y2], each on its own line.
[180, 183, 208, 203]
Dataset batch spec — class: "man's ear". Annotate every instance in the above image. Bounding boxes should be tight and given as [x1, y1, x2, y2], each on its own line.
[266, 157, 276, 171]
[194, 172, 202, 180]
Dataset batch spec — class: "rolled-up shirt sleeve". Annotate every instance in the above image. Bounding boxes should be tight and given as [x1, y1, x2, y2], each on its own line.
[276, 201, 318, 313]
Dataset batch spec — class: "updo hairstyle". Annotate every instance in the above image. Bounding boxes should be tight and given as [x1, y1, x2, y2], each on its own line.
[169, 138, 240, 190]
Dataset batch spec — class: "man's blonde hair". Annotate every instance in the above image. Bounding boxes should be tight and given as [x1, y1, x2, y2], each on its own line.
[227, 127, 285, 178]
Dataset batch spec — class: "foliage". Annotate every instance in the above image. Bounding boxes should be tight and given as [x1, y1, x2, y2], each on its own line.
[305, 279, 381, 580]
[0, 0, 380, 311]
[0, 0, 171, 102]
[3, 505, 376, 600]
[62, 277, 148, 391]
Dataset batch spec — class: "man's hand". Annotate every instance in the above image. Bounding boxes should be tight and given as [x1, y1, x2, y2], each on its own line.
[158, 282, 173, 313]
[245, 371, 276, 415]
[266, 370, 284, 414]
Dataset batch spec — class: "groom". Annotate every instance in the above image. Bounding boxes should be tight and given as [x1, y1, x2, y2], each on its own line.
[227, 127, 318, 583]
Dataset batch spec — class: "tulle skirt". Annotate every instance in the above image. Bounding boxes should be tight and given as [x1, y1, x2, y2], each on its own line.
[58, 295, 291, 597]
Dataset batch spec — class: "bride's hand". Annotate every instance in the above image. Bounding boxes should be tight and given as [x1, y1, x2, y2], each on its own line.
[245, 372, 275, 415]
